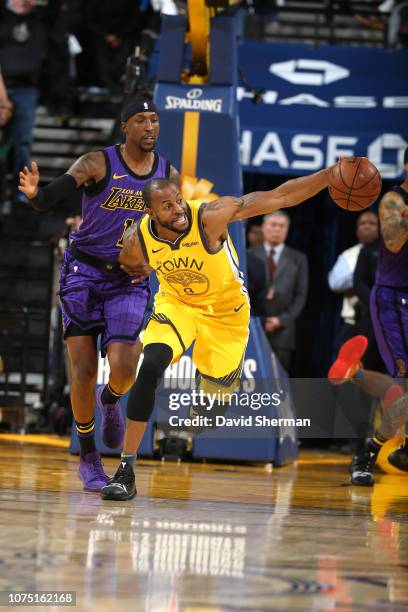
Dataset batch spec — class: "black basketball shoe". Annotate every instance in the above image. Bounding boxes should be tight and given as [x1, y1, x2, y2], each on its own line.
[350, 450, 377, 486]
[100, 461, 136, 501]
[387, 441, 408, 473]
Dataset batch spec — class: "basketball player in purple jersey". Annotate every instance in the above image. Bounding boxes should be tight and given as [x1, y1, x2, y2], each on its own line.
[329, 147, 408, 484]
[371, 150, 408, 379]
[18, 98, 179, 491]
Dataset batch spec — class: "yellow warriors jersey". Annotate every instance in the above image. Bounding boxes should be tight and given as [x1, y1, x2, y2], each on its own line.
[137, 200, 248, 308]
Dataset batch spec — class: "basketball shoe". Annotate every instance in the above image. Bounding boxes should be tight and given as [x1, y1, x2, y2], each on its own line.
[350, 449, 377, 486]
[96, 386, 125, 448]
[387, 439, 408, 473]
[328, 335, 368, 384]
[78, 451, 110, 492]
[349, 385, 405, 485]
[100, 462, 136, 501]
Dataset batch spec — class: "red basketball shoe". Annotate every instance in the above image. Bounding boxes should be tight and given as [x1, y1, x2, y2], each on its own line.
[328, 335, 368, 385]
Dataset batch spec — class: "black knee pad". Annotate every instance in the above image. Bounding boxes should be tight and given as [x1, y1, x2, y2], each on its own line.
[127, 343, 172, 422]
[142, 344, 172, 376]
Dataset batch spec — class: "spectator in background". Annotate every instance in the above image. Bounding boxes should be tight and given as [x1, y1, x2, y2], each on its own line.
[353, 235, 384, 372]
[149, 0, 179, 15]
[246, 222, 267, 316]
[85, 1, 142, 96]
[373, 2, 408, 46]
[328, 211, 379, 348]
[245, 0, 281, 39]
[246, 222, 263, 248]
[0, 70, 12, 126]
[0, 0, 46, 203]
[41, 0, 83, 116]
[0, 69, 13, 206]
[387, 1, 408, 48]
[328, 212, 379, 454]
[250, 211, 308, 373]
[246, 250, 267, 318]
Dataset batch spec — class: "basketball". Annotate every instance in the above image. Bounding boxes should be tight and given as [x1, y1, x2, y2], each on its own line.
[328, 157, 382, 211]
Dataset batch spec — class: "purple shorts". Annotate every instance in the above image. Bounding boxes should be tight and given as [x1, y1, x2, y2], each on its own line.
[58, 248, 149, 356]
[370, 285, 408, 378]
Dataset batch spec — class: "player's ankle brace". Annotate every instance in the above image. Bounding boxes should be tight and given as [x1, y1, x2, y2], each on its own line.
[127, 343, 173, 422]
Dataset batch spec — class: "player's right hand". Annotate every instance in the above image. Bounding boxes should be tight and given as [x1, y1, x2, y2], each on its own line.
[120, 262, 153, 282]
[18, 161, 40, 199]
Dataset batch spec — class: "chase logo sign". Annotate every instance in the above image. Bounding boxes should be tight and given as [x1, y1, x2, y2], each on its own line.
[165, 88, 223, 113]
[240, 130, 408, 179]
[236, 42, 408, 179]
[269, 59, 350, 86]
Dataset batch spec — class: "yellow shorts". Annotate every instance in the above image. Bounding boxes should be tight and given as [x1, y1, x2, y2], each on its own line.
[143, 293, 250, 382]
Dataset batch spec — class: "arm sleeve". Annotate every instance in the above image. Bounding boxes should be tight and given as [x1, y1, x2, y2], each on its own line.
[28, 174, 79, 212]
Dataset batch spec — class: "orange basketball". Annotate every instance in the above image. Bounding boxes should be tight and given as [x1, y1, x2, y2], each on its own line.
[328, 157, 382, 211]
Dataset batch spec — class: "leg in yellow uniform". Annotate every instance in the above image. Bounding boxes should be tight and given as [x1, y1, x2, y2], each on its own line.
[143, 295, 250, 384]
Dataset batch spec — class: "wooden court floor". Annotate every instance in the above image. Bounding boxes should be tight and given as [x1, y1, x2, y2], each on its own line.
[0, 438, 407, 611]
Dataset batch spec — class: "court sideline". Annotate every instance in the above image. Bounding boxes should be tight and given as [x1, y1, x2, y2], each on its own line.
[0, 439, 407, 611]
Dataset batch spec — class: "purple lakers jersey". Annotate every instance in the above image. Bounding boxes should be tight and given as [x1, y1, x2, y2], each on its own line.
[71, 145, 170, 261]
[376, 185, 408, 287]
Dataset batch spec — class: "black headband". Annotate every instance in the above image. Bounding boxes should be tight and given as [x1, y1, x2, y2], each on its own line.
[121, 99, 159, 122]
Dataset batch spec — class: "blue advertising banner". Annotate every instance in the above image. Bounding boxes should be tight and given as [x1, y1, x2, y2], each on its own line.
[237, 43, 408, 178]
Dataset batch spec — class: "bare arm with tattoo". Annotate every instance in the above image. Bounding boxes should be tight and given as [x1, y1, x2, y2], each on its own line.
[66, 151, 107, 187]
[379, 191, 408, 253]
[200, 166, 332, 247]
[378, 392, 408, 439]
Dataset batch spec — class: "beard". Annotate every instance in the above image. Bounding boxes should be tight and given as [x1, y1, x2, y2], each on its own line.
[139, 138, 156, 151]
[155, 206, 191, 234]
[156, 218, 188, 234]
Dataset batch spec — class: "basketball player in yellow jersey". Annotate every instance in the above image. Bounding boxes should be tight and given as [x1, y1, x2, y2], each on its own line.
[101, 165, 337, 500]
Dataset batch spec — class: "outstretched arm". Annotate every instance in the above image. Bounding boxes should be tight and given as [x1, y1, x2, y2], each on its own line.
[20, 151, 106, 211]
[379, 191, 408, 253]
[201, 166, 331, 240]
